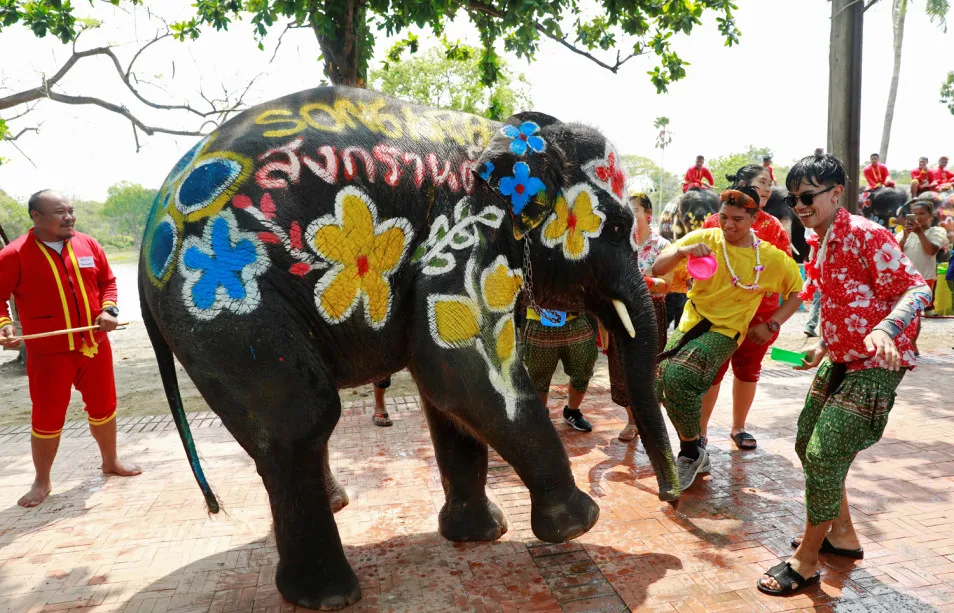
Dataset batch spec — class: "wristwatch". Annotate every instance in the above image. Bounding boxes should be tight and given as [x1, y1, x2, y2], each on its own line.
[766, 320, 780, 333]
[103, 306, 120, 318]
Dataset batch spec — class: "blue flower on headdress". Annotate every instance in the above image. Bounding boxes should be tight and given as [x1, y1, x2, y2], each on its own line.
[478, 161, 495, 182]
[502, 122, 546, 156]
[498, 162, 545, 215]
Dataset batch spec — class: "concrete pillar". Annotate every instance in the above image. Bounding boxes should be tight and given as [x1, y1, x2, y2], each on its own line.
[827, 0, 864, 213]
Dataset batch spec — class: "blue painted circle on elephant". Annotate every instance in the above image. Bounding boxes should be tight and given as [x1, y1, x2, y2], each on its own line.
[148, 216, 178, 280]
[168, 137, 207, 183]
[176, 158, 241, 215]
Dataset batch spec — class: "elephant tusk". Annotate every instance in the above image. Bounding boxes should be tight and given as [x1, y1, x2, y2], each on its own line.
[612, 299, 636, 338]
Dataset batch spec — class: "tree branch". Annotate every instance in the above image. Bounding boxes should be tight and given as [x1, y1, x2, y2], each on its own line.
[0, 33, 260, 153]
[8, 127, 41, 141]
[461, 1, 643, 74]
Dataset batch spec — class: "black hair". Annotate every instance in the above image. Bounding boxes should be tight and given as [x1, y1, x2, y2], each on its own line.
[725, 164, 767, 188]
[696, 155, 704, 160]
[911, 200, 938, 226]
[27, 189, 55, 215]
[629, 192, 653, 212]
[785, 154, 847, 192]
[870, 152, 880, 158]
[762, 155, 772, 162]
[920, 156, 929, 163]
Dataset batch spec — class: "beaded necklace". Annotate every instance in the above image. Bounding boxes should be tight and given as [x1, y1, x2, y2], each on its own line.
[722, 230, 764, 291]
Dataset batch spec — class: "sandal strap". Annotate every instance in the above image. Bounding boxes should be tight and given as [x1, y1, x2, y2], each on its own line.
[767, 562, 808, 588]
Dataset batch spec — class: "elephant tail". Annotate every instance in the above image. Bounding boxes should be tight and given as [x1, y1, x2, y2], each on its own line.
[140, 282, 220, 514]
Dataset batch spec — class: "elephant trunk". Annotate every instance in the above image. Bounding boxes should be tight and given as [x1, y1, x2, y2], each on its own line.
[598, 283, 679, 504]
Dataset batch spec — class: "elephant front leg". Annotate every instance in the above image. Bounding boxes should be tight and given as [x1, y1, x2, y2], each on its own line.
[422, 396, 508, 541]
[412, 362, 599, 544]
[258, 446, 360, 610]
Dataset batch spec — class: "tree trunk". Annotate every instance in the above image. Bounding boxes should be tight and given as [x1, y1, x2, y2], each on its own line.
[880, 0, 907, 161]
[314, 0, 366, 88]
[828, 0, 864, 213]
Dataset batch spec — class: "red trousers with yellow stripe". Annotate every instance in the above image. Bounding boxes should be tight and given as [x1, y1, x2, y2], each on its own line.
[27, 340, 117, 438]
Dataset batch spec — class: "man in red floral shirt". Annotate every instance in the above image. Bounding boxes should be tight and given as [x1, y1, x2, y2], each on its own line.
[758, 155, 931, 596]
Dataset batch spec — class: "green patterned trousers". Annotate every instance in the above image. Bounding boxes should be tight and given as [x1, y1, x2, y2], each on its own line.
[522, 317, 598, 396]
[796, 360, 906, 525]
[654, 329, 738, 440]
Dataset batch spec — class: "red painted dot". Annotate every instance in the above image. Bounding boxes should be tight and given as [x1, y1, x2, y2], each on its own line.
[515, 184, 525, 195]
[567, 214, 577, 230]
[356, 254, 370, 277]
[520, 134, 528, 141]
[279, 357, 284, 362]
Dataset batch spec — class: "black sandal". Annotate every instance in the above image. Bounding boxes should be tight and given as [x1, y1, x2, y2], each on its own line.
[732, 431, 757, 449]
[790, 536, 864, 559]
[757, 561, 821, 595]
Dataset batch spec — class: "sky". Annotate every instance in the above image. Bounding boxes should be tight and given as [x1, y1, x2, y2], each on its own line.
[0, 0, 952, 203]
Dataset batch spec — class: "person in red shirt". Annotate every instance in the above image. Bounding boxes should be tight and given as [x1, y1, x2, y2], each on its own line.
[0, 190, 141, 508]
[910, 156, 936, 198]
[699, 164, 792, 451]
[758, 154, 930, 596]
[862, 153, 895, 190]
[763, 155, 776, 185]
[682, 155, 715, 192]
[932, 156, 953, 191]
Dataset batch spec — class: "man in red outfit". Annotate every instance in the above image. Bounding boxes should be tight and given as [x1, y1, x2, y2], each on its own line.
[910, 157, 936, 198]
[863, 153, 895, 191]
[0, 190, 140, 508]
[763, 155, 776, 185]
[682, 155, 715, 192]
[932, 156, 953, 191]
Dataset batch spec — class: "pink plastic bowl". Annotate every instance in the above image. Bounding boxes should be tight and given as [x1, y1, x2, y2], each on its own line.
[686, 254, 718, 280]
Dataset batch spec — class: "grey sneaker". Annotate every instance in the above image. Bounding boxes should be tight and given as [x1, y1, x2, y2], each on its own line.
[676, 448, 711, 490]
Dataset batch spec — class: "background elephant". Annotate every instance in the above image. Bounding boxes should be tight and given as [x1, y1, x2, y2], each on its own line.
[859, 186, 909, 230]
[139, 86, 678, 610]
[672, 188, 720, 239]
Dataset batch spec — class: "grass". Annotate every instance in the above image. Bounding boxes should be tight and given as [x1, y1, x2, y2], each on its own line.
[104, 249, 140, 265]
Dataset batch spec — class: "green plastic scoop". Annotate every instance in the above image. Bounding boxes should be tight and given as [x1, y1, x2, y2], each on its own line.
[771, 347, 808, 366]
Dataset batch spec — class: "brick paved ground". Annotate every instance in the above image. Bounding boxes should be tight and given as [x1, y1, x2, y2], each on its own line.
[1, 352, 953, 612]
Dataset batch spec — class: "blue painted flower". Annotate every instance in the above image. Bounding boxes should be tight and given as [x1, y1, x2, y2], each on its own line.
[179, 210, 268, 320]
[478, 161, 495, 182]
[502, 122, 546, 156]
[498, 162, 546, 215]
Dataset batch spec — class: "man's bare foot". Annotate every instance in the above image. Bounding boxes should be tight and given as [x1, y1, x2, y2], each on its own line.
[102, 460, 142, 477]
[759, 556, 820, 592]
[18, 481, 52, 507]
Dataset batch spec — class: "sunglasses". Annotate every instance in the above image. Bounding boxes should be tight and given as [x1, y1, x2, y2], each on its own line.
[785, 185, 836, 208]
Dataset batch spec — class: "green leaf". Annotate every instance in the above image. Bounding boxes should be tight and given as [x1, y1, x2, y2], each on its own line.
[427, 256, 450, 269]
[411, 244, 426, 262]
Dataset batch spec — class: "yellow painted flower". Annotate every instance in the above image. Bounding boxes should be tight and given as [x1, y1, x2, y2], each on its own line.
[495, 316, 516, 363]
[541, 184, 605, 260]
[429, 296, 481, 348]
[481, 258, 523, 312]
[308, 187, 413, 329]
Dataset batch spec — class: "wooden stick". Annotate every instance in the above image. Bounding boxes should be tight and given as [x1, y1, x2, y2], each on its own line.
[9, 322, 130, 342]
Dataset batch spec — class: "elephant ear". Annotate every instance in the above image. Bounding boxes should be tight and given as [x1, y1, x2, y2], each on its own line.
[473, 112, 568, 240]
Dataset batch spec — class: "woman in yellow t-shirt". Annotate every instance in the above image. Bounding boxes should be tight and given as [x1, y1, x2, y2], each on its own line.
[652, 187, 804, 490]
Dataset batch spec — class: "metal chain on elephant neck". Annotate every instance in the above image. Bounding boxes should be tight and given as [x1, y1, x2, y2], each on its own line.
[522, 238, 544, 316]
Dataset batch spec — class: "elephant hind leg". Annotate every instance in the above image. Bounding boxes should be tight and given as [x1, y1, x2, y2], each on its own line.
[421, 395, 508, 542]
[181, 333, 359, 609]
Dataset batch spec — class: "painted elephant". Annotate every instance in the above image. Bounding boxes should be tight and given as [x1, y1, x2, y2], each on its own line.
[859, 186, 909, 231]
[139, 86, 679, 610]
[670, 188, 720, 239]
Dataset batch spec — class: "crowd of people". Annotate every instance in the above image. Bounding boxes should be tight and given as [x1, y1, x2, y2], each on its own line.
[3, 152, 952, 600]
[377, 152, 946, 596]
